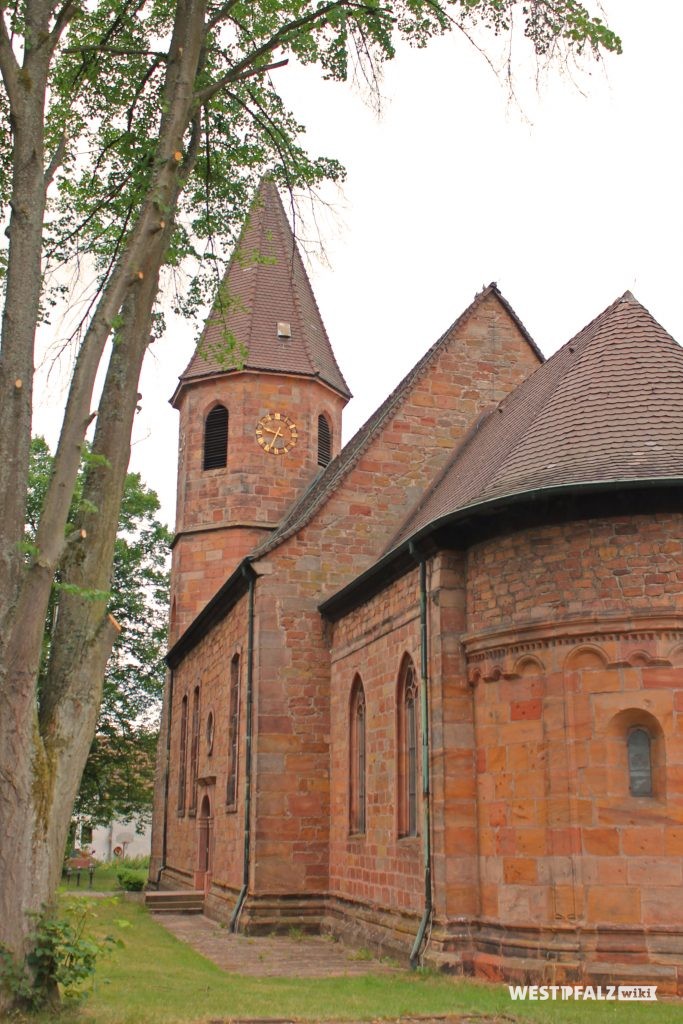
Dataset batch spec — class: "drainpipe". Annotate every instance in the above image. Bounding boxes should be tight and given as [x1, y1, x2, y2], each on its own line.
[151, 668, 174, 888]
[230, 566, 256, 931]
[409, 545, 433, 968]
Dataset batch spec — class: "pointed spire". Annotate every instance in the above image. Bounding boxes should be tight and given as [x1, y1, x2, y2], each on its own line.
[174, 178, 350, 403]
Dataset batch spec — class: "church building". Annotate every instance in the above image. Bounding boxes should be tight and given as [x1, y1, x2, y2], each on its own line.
[150, 178, 683, 991]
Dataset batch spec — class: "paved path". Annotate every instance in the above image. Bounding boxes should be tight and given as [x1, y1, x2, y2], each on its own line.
[156, 914, 402, 977]
[152, 915, 511, 1022]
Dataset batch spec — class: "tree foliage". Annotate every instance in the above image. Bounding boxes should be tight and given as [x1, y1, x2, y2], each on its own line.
[28, 439, 169, 830]
[0, 0, 620, 1007]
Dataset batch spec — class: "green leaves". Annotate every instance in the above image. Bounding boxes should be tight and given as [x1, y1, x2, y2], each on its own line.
[1, 0, 621, 341]
[26, 438, 170, 830]
[0, 901, 125, 1009]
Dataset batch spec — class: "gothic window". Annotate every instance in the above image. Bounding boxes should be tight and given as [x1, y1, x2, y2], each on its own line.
[317, 414, 332, 467]
[349, 676, 366, 834]
[203, 405, 228, 469]
[177, 695, 188, 814]
[226, 654, 240, 808]
[397, 657, 419, 837]
[188, 686, 200, 815]
[628, 727, 653, 797]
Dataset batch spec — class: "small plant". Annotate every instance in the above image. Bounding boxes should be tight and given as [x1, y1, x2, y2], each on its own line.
[0, 899, 122, 1010]
[115, 868, 146, 892]
[287, 926, 304, 942]
[118, 854, 150, 870]
[348, 946, 373, 962]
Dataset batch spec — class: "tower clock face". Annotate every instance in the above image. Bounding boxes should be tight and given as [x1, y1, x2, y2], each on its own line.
[255, 411, 298, 455]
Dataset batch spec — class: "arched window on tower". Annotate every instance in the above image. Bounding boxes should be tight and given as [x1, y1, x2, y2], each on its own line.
[317, 414, 332, 468]
[628, 727, 653, 797]
[349, 676, 366, 834]
[397, 656, 419, 837]
[203, 405, 228, 469]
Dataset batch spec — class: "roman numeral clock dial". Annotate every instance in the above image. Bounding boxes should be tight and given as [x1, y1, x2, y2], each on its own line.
[255, 412, 298, 455]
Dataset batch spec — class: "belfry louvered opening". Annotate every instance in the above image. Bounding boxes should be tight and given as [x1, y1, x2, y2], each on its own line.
[203, 405, 228, 469]
[317, 414, 332, 467]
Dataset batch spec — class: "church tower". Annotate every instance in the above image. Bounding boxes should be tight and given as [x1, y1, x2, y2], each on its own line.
[169, 179, 351, 640]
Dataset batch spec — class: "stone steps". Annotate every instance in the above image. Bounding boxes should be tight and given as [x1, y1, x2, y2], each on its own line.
[145, 890, 205, 914]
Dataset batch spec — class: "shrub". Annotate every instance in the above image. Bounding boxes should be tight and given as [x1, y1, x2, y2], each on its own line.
[0, 900, 121, 1010]
[115, 868, 146, 892]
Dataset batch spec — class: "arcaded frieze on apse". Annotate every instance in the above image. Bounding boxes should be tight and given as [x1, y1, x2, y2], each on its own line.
[463, 614, 683, 685]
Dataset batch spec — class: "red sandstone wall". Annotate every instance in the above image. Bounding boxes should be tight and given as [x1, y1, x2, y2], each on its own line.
[328, 569, 424, 915]
[162, 594, 250, 905]
[159, 292, 542, 912]
[295, 295, 541, 586]
[249, 571, 332, 897]
[426, 552, 479, 922]
[243, 292, 540, 912]
[170, 526, 266, 642]
[170, 372, 345, 639]
[465, 513, 683, 955]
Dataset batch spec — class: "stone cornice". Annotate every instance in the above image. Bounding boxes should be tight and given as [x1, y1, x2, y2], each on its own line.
[463, 610, 683, 660]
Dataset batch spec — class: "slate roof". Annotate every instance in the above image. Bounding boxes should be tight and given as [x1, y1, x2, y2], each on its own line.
[386, 291, 683, 551]
[251, 283, 542, 559]
[173, 178, 350, 403]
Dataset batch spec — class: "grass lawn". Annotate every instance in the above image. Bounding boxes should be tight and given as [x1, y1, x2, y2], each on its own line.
[60, 858, 149, 895]
[18, 897, 682, 1024]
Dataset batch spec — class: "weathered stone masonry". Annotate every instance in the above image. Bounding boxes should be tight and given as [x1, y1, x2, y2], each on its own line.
[151, 179, 683, 989]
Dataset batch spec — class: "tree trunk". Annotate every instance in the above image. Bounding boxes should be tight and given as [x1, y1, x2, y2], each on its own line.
[0, 1, 205, 1007]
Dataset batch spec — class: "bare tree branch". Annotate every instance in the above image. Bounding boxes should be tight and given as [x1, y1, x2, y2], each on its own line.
[0, 5, 20, 105]
[64, 44, 168, 58]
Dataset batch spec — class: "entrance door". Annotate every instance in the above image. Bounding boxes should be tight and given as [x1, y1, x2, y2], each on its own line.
[195, 794, 212, 894]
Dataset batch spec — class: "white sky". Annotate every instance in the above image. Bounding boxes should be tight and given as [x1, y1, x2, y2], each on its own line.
[35, 0, 683, 528]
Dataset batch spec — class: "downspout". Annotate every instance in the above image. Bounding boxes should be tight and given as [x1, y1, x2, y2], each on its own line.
[151, 667, 174, 888]
[230, 566, 256, 931]
[409, 545, 433, 968]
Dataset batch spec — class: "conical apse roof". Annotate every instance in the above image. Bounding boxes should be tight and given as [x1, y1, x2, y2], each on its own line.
[174, 178, 350, 403]
[388, 291, 683, 549]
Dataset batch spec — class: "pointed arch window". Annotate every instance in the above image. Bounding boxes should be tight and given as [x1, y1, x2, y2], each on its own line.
[317, 414, 332, 468]
[226, 654, 240, 808]
[628, 727, 653, 797]
[203, 405, 228, 469]
[188, 686, 200, 815]
[397, 657, 419, 837]
[177, 695, 189, 815]
[350, 676, 366, 834]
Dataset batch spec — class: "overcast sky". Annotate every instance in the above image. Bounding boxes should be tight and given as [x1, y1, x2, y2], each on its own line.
[35, 0, 683, 527]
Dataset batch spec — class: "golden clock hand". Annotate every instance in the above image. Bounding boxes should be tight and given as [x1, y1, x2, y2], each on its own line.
[265, 425, 283, 451]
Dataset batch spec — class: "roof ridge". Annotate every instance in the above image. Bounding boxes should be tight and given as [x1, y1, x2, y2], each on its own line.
[251, 283, 538, 558]
[487, 282, 544, 362]
[269, 184, 316, 379]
